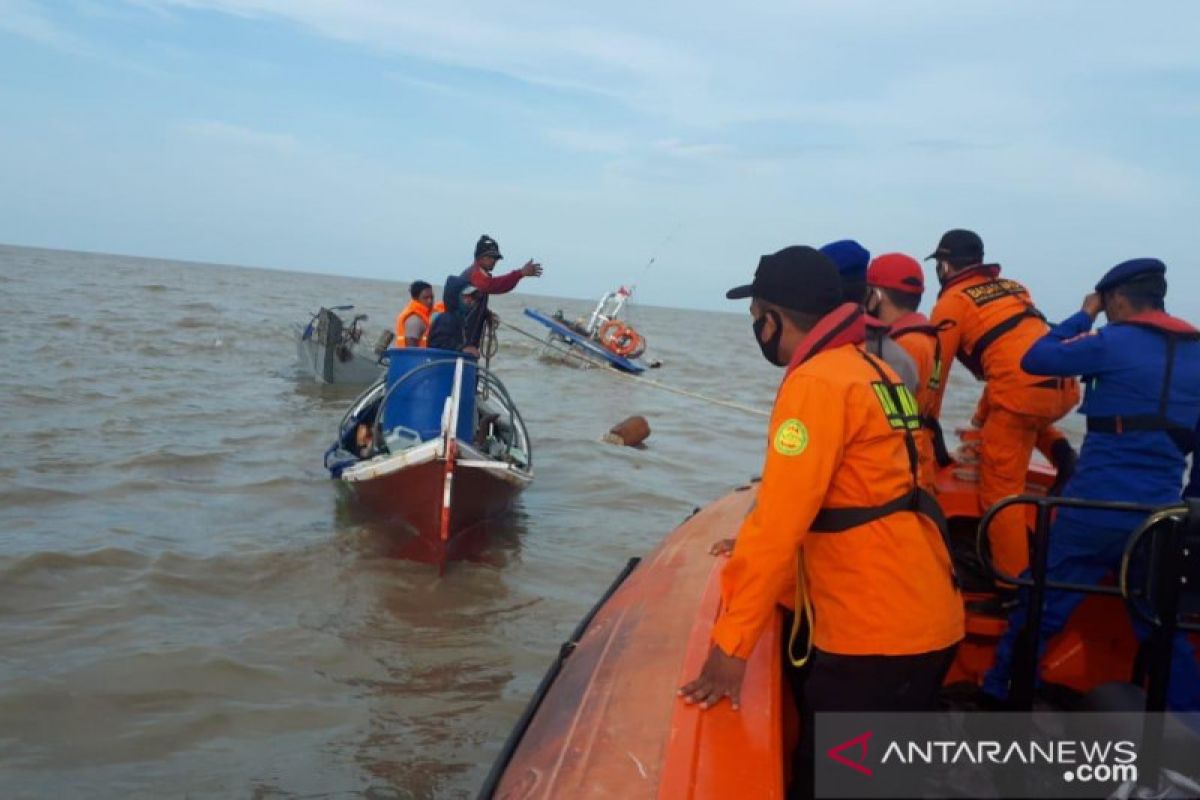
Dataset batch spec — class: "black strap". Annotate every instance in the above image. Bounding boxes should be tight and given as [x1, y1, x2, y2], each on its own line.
[810, 350, 959, 588]
[1086, 335, 1195, 455]
[959, 308, 1045, 379]
[811, 487, 948, 533]
[921, 415, 954, 468]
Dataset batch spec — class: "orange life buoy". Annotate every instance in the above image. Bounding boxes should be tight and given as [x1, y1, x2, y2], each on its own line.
[598, 320, 645, 358]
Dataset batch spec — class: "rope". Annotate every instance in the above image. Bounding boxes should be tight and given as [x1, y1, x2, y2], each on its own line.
[498, 320, 769, 418]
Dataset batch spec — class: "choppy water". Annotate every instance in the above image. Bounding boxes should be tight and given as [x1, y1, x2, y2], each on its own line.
[0, 244, 1021, 798]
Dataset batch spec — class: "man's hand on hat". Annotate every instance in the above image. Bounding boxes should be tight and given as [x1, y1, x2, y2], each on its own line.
[1081, 292, 1104, 320]
[521, 259, 543, 278]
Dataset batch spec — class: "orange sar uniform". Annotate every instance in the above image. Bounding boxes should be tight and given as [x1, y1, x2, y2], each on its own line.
[712, 304, 963, 662]
[394, 299, 433, 348]
[887, 312, 942, 490]
[929, 264, 1079, 577]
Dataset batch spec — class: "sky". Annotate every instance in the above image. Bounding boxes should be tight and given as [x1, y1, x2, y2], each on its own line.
[1, 0, 1199, 316]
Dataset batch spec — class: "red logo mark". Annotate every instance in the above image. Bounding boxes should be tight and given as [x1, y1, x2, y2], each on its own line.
[826, 731, 874, 776]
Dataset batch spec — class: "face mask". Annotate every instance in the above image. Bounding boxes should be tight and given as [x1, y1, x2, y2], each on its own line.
[935, 261, 951, 286]
[753, 310, 785, 366]
[864, 289, 882, 318]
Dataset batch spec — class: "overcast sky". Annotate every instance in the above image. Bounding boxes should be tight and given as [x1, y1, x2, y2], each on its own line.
[2, 0, 1198, 316]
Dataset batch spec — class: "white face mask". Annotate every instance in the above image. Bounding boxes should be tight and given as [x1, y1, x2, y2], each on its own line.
[865, 288, 883, 317]
[936, 261, 952, 286]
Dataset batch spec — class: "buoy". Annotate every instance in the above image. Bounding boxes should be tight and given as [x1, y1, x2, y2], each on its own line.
[603, 415, 651, 447]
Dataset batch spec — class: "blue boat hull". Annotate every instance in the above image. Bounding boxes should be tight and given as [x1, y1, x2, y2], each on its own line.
[522, 308, 645, 374]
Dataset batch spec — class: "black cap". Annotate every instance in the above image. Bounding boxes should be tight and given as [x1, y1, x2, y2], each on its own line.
[725, 246, 842, 315]
[926, 229, 983, 264]
[475, 234, 503, 260]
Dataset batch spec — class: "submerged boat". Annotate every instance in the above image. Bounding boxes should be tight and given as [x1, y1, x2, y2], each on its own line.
[296, 305, 392, 385]
[324, 348, 533, 571]
[481, 465, 1200, 798]
[525, 287, 653, 374]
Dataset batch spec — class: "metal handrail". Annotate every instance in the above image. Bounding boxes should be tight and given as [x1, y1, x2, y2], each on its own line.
[976, 493, 1198, 712]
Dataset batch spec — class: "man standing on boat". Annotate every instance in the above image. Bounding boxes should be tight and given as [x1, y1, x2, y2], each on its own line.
[863, 252, 944, 489]
[926, 229, 1079, 581]
[395, 280, 435, 348]
[678, 246, 963, 794]
[461, 234, 543, 350]
[982, 258, 1200, 711]
[820, 239, 920, 394]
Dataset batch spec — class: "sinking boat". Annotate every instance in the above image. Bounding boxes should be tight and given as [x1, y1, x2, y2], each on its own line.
[524, 287, 653, 374]
[480, 465, 1200, 798]
[324, 348, 533, 571]
[296, 305, 392, 385]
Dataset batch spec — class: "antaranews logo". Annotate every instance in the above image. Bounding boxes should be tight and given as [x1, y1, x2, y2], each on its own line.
[815, 713, 1156, 799]
[826, 732, 873, 777]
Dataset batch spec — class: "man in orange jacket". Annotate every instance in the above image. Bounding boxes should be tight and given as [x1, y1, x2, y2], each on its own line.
[864, 252, 944, 489]
[678, 245, 963, 794]
[927, 229, 1079, 579]
[395, 280, 435, 348]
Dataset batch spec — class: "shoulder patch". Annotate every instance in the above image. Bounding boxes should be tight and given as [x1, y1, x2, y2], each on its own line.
[773, 419, 809, 456]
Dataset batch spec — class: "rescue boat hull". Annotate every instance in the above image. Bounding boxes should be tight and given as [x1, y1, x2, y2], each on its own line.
[483, 465, 1197, 798]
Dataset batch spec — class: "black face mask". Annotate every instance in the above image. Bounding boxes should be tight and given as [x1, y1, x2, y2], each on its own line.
[753, 310, 785, 366]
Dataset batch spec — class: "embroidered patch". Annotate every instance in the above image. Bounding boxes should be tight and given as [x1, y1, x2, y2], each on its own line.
[773, 419, 809, 456]
[963, 279, 1027, 307]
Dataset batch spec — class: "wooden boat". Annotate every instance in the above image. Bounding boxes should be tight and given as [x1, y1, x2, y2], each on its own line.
[480, 465, 1200, 798]
[325, 349, 533, 571]
[524, 287, 654, 373]
[296, 305, 390, 385]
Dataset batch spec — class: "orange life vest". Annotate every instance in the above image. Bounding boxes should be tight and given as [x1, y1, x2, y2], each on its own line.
[395, 300, 433, 348]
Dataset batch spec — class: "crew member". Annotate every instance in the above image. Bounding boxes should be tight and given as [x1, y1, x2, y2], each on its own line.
[395, 280, 435, 348]
[678, 245, 963, 796]
[927, 229, 1079, 578]
[462, 235, 543, 349]
[427, 276, 481, 356]
[821, 239, 919, 393]
[982, 258, 1200, 711]
[864, 252, 943, 489]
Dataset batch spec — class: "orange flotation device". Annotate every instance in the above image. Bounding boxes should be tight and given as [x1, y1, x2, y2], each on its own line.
[597, 319, 646, 359]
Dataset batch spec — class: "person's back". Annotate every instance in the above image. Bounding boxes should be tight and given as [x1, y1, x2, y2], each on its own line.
[925, 230, 1079, 578]
[427, 275, 474, 352]
[932, 265, 1063, 416]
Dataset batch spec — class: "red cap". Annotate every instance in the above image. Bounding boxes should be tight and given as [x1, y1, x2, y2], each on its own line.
[866, 252, 925, 294]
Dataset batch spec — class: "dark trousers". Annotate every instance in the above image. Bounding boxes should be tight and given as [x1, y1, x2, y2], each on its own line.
[786, 642, 956, 799]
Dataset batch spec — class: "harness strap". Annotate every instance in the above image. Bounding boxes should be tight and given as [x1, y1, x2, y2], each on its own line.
[921, 415, 954, 468]
[1086, 335, 1195, 455]
[959, 307, 1045, 379]
[785, 350, 961, 667]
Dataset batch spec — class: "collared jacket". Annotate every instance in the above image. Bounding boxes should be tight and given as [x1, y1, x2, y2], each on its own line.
[711, 304, 964, 660]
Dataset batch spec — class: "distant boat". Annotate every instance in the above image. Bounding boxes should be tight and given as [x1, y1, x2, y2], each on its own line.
[324, 348, 533, 572]
[524, 287, 656, 374]
[295, 306, 391, 385]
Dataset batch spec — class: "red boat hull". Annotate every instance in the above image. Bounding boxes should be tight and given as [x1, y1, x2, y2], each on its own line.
[347, 454, 528, 570]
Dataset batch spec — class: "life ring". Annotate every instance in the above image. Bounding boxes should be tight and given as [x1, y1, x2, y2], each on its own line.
[598, 320, 645, 358]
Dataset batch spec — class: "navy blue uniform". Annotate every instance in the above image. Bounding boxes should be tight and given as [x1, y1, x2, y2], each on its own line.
[984, 309, 1200, 711]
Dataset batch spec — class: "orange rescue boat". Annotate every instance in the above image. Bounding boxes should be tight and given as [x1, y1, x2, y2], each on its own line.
[481, 465, 1200, 799]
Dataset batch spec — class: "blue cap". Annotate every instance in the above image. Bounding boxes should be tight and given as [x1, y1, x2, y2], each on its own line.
[1095, 258, 1166, 293]
[819, 239, 871, 282]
